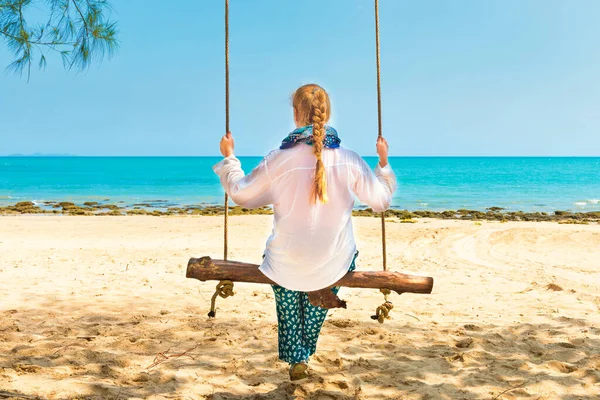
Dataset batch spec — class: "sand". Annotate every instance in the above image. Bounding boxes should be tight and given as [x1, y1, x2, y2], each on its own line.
[0, 215, 599, 400]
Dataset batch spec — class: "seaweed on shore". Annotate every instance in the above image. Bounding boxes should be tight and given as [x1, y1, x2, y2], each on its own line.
[97, 210, 124, 216]
[0, 201, 44, 214]
[353, 208, 600, 223]
[1, 201, 599, 223]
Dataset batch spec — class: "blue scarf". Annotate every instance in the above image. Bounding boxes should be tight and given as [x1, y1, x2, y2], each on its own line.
[280, 125, 341, 150]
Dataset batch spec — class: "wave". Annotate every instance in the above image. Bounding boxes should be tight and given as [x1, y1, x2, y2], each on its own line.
[588, 199, 599, 204]
[574, 202, 587, 207]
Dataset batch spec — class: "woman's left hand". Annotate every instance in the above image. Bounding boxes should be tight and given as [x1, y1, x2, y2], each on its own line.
[220, 132, 235, 157]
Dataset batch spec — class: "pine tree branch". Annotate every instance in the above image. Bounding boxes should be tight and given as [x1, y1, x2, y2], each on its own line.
[0, 0, 118, 79]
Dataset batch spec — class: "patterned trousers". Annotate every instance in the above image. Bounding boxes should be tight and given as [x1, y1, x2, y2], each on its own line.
[271, 253, 357, 364]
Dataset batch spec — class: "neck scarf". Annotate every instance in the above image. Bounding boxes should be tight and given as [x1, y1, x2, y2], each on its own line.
[280, 125, 341, 150]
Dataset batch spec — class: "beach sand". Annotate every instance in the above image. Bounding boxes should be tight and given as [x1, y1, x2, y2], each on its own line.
[0, 216, 599, 399]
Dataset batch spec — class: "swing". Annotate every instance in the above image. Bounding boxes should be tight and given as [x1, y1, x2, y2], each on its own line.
[186, 0, 434, 323]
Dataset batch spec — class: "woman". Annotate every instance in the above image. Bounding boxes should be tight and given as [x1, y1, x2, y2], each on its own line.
[214, 83, 396, 380]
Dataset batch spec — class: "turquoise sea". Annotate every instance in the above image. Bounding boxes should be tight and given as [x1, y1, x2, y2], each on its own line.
[1, 157, 599, 212]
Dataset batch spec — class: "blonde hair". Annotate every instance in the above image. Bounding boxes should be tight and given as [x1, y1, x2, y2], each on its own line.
[292, 84, 331, 203]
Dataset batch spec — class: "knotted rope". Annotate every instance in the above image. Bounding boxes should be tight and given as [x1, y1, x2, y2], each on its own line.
[208, 279, 234, 318]
[371, 288, 394, 323]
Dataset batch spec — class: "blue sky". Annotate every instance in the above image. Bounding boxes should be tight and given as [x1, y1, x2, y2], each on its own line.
[1, 0, 599, 156]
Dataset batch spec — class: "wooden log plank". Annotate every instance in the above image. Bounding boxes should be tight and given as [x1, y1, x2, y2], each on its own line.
[186, 257, 434, 296]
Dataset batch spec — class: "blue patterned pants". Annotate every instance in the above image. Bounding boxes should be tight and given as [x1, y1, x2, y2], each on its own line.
[271, 254, 357, 364]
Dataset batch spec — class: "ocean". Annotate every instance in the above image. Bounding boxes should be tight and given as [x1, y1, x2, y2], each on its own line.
[1, 156, 599, 212]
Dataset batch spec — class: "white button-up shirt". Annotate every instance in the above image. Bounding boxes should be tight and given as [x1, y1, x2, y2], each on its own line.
[213, 144, 397, 292]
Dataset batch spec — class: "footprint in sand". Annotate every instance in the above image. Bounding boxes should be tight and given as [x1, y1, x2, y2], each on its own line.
[131, 372, 150, 382]
[455, 337, 474, 348]
[334, 380, 350, 389]
[546, 360, 578, 373]
[328, 318, 357, 328]
[14, 364, 43, 374]
[463, 323, 481, 331]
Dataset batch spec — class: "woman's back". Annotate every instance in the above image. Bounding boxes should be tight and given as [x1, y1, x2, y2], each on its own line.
[267, 145, 357, 279]
[270, 144, 354, 227]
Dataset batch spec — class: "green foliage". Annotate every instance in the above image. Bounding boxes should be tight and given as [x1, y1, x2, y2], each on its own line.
[0, 0, 118, 79]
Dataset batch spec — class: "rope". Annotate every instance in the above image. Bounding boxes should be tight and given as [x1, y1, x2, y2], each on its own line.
[210, 0, 234, 319]
[374, 0, 392, 322]
[223, 0, 230, 262]
[208, 280, 235, 318]
[225, 0, 230, 136]
[374, 0, 387, 273]
[375, 0, 383, 141]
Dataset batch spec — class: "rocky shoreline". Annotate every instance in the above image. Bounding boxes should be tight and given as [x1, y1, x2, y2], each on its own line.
[1, 201, 599, 223]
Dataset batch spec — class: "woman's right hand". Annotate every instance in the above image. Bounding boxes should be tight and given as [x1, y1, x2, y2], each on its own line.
[220, 132, 235, 158]
[376, 136, 389, 167]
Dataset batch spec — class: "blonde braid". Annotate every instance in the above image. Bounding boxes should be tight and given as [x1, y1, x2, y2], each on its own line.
[312, 89, 328, 203]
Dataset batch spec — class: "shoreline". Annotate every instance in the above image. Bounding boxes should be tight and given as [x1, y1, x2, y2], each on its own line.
[1, 200, 599, 223]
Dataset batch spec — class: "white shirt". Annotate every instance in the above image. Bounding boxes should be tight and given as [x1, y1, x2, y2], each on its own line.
[213, 144, 397, 292]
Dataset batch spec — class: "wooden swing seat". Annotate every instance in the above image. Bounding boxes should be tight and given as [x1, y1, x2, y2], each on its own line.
[187, 256, 434, 309]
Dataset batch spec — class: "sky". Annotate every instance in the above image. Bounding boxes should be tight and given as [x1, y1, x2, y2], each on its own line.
[1, 0, 599, 156]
